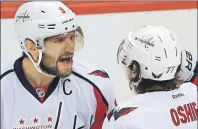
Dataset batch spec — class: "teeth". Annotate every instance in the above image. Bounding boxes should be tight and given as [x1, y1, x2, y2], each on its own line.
[61, 55, 72, 58]
[59, 56, 72, 62]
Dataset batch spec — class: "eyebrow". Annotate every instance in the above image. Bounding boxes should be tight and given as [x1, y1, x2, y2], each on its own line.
[45, 31, 75, 41]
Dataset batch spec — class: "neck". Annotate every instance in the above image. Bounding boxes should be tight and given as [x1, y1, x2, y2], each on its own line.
[22, 57, 55, 87]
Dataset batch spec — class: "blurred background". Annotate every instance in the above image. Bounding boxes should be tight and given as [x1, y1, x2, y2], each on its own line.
[1, 1, 197, 102]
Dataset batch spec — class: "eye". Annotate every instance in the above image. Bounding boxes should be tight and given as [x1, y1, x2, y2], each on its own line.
[70, 34, 75, 40]
[58, 38, 64, 42]
[54, 38, 64, 43]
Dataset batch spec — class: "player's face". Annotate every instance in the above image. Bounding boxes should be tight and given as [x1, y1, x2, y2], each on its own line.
[40, 31, 75, 77]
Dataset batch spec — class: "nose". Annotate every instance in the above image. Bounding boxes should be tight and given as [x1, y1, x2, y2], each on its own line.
[63, 37, 75, 53]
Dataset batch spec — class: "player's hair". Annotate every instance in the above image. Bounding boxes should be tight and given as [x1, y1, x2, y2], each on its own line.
[128, 61, 179, 94]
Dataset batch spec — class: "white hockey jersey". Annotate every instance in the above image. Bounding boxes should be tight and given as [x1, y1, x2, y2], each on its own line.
[103, 82, 197, 129]
[1, 56, 116, 129]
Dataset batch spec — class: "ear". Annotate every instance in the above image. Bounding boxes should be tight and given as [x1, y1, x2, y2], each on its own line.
[24, 39, 39, 62]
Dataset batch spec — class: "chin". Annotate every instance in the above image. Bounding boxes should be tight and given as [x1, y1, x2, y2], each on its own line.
[57, 68, 72, 78]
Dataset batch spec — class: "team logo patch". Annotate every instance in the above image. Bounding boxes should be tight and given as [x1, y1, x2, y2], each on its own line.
[89, 70, 109, 78]
[36, 88, 45, 97]
[16, 10, 30, 22]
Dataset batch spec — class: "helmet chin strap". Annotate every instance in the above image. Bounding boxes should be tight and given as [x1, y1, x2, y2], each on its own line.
[24, 48, 56, 78]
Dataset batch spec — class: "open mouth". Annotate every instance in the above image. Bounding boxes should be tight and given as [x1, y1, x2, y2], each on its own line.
[59, 56, 72, 62]
[58, 55, 73, 68]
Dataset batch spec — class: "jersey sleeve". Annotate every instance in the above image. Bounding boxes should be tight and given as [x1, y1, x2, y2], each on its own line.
[72, 60, 117, 128]
[103, 75, 117, 114]
[88, 67, 117, 129]
[98, 69, 117, 114]
[85, 63, 117, 113]
[190, 61, 198, 86]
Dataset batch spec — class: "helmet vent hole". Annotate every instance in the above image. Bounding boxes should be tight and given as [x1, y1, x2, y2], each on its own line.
[73, 25, 75, 28]
[21, 42, 23, 44]
[41, 10, 45, 13]
[65, 27, 68, 30]
[155, 56, 161, 61]
[47, 24, 55, 26]
[38, 24, 45, 28]
[47, 24, 55, 29]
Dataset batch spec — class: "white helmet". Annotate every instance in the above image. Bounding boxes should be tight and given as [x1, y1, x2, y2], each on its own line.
[14, 1, 84, 76]
[117, 25, 181, 82]
[177, 50, 197, 82]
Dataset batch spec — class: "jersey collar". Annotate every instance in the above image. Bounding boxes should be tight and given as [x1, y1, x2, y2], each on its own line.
[14, 56, 60, 103]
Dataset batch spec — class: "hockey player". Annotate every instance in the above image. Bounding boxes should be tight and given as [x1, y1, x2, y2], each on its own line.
[177, 49, 198, 86]
[1, 2, 116, 129]
[103, 26, 197, 129]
